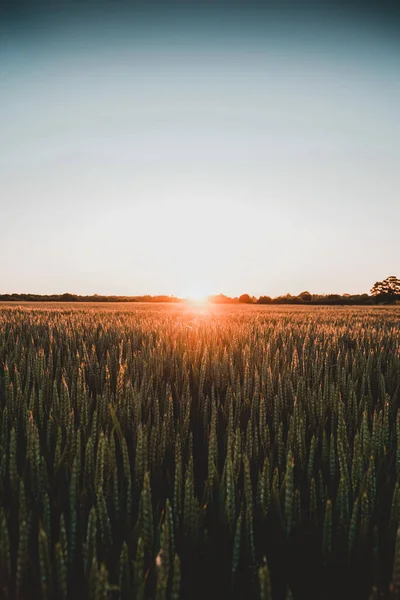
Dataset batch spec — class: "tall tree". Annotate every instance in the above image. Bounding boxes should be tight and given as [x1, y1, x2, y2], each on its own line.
[371, 276, 400, 302]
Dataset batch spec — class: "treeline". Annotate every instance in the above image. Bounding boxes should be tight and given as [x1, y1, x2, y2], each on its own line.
[258, 293, 374, 305]
[0, 292, 382, 305]
[0, 293, 183, 303]
[210, 292, 375, 305]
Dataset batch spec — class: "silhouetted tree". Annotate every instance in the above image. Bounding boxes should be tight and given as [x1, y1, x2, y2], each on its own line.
[210, 294, 235, 304]
[257, 296, 272, 304]
[371, 276, 400, 302]
[239, 294, 252, 304]
[299, 291, 312, 302]
[60, 293, 78, 302]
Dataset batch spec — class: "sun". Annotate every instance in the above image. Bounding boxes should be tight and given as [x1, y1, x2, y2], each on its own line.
[182, 284, 211, 304]
[187, 293, 209, 305]
[186, 291, 210, 305]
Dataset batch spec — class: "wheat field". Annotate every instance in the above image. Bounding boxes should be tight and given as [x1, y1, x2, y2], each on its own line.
[0, 303, 399, 600]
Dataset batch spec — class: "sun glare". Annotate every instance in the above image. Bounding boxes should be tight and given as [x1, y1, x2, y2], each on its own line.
[182, 285, 211, 305]
[186, 292, 210, 305]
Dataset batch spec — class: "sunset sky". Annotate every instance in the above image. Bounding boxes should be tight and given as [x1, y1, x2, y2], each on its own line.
[1, 1, 399, 298]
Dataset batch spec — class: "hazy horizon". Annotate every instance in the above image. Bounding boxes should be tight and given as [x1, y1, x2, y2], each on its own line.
[1, 1, 399, 299]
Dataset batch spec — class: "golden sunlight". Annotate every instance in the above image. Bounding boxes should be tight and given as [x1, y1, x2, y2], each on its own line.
[182, 284, 211, 304]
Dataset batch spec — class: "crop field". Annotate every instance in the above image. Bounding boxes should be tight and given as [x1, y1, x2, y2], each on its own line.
[0, 303, 399, 600]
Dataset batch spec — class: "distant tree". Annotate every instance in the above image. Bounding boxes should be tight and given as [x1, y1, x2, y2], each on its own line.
[60, 293, 78, 302]
[210, 294, 234, 304]
[298, 291, 312, 302]
[371, 276, 400, 302]
[271, 294, 299, 304]
[257, 296, 272, 304]
[239, 294, 252, 304]
[350, 293, 371, 305]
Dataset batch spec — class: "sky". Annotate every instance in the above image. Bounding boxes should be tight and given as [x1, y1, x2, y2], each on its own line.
[1, 1, 399, 299]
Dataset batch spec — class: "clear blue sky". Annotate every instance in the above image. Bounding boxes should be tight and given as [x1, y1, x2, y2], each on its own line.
[1, 2, 399, 298]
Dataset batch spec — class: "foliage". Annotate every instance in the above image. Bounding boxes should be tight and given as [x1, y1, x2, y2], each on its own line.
[371, 276, 400, 303]
[239, 294, 253, 304]
[257, 296, 272, 305]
